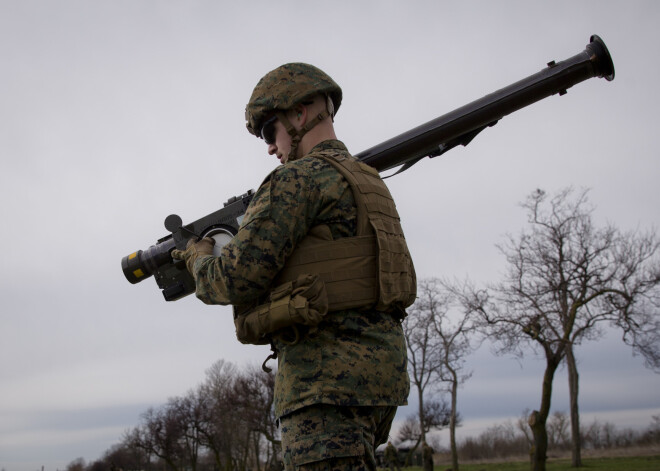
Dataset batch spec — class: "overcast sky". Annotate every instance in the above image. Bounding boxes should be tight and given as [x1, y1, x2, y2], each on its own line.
[2, 1, 659, 470]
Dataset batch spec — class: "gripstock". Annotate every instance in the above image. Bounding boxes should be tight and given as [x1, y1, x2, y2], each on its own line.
[121, 35, 615, 301]
[121, 191, 255, 301]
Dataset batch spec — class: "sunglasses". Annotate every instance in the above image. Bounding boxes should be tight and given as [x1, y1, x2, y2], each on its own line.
[260, 116, 278, 145]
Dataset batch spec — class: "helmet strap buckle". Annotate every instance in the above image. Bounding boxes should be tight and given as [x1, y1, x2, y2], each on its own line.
[277, 108, 330, 161]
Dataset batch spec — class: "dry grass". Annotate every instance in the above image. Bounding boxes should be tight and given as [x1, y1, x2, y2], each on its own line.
[432, 443, 660, 465]
[388, 448, 660, 471]
[578, 444, 660, 458]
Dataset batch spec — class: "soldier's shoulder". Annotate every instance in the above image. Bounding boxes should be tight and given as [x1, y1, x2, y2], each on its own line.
[273, 140, 354, 185]
[270, 158, 317, 183]
[264, 158, 330, 200]
[278, 153, 337, 179]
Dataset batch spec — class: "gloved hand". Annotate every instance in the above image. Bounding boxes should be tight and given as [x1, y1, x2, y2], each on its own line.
[171, 237, 216, 275]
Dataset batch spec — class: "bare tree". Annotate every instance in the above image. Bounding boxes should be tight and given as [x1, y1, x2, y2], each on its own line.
[65, 358, 281, 471]
[546, 411, 570, 450]
[128, 405, 187, 471]
[197, 359, 278, 471]
[397, 400, 452, 443]
[403, 278, 474, 469]
[431, 278, 480, 471]
[169, 393, 205, 471]
[102, 441, 151, 471]
[235, 364, 280, 470]
[198, 359, 245, 471]
[397, 399, 451, 467]
[462, 187, 660, 471]
[403, 279, 447, 452]
[66, 458, 86, 471]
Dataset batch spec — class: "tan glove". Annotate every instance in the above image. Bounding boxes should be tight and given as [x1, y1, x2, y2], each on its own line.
[171, 237, 215, 274]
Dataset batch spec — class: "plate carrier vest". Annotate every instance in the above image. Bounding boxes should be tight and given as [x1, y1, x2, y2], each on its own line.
[233, 150, 416, 345]
[275, 150, 416, 312]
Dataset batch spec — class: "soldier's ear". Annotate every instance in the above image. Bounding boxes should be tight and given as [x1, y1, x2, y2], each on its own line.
[289, 105, 307, 128]
[296, 105, 306, 121]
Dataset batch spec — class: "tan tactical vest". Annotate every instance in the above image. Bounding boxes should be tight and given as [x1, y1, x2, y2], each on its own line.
[273, 151, 417, 313]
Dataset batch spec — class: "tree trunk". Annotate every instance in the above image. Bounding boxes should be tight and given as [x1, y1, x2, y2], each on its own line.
[449, 372, 459, 471]
[418, 386, 426, 443]
[253, 432, 261, 471]
[566, 345, 582, 467]
[529, 355, 560, 471]
[528, 410, 548, 471]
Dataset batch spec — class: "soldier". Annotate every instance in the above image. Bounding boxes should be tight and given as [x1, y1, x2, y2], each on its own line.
[384, 441, 401, 471]
[173, 63, 416, 470]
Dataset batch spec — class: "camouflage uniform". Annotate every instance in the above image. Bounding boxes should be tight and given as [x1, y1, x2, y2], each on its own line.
[188, 140, 410, 469]
[280, 404, 397, 471]
[174, 61, 414, 471]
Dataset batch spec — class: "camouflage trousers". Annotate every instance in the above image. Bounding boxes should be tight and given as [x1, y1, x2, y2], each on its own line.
[280, 404, 397, 471]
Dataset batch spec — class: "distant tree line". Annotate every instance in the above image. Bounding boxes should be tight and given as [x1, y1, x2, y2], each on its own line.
[454, 412, 660, 462]
[67, 410, 660, 471]
[66, 360, 280, 471]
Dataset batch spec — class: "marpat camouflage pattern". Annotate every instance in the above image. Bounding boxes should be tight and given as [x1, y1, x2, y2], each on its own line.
[189, 140, 409, 418]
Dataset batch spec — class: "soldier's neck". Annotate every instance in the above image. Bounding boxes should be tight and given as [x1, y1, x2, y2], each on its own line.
[298, 121, 337, 156]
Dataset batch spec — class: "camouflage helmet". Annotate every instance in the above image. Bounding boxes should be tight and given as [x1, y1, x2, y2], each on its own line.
[245, 63, 342, 137]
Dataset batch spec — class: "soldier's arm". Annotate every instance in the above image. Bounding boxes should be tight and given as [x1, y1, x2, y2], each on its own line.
[191, 164, 321, 306]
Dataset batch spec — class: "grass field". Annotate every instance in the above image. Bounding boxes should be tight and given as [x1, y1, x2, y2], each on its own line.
[391, 454, 660, 471]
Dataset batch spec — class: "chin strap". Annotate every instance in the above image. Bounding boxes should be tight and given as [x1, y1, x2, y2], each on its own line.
[276, 107, 331, 162]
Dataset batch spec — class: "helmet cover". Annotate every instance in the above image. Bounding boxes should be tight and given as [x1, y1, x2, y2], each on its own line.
[245, 63, 342, 137]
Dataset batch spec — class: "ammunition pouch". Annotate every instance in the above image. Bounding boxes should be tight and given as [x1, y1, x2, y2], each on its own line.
[233, 274, 329, 345]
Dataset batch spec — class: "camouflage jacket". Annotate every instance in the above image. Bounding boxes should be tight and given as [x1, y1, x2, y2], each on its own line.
[190, 140, 410, 418]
